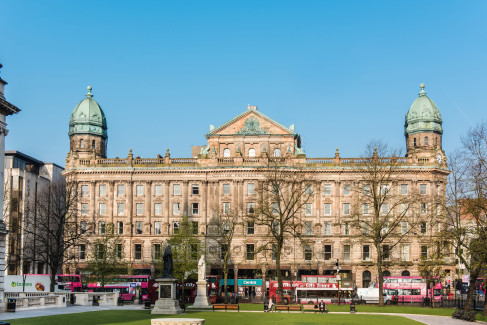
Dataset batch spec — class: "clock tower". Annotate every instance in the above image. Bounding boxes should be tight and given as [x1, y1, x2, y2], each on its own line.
[404, 83, 444, 165]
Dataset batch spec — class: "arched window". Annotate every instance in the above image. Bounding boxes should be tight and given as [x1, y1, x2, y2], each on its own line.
[80, 139, 85, 148]
[402, 270, 410, 276]
[362, 271, 371, 288]
[92, 140, 96, 150]
[424, 136, 429, 146]
[248, 148, 256, 158]
[383, 270, 391, 277]
[223, 148, 230, 158]
[273, 148, 281, 157]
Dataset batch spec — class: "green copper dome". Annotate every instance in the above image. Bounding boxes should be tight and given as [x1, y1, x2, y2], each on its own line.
[68, 86, 107, 139]
[404, 83, 442, 136]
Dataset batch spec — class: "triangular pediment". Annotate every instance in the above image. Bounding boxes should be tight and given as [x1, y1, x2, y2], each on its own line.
[206, 109, 295, 138]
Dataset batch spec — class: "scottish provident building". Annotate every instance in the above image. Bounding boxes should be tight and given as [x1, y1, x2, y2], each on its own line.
[64, 84, 452, 293]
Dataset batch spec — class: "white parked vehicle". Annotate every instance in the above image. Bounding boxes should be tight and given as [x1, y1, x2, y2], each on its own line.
[356, 288, 392, 304]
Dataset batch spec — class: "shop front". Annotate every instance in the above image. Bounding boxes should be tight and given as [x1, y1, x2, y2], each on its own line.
[237, 279, 263, 301]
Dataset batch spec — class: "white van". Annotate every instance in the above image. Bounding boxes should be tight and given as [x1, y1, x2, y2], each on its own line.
[356, 288, 392, 304]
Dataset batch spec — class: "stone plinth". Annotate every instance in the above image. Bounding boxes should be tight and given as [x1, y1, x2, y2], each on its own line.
[188, 280, 211, 309]
[152, 278, 182, 315]
[151, 319, 205, 325]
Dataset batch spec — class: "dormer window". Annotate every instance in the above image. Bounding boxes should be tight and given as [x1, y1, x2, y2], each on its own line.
[223, 148, 230, 158]
[248, 148, 256, 158]
[424, 136, 429, 146]
[80, 139, 85, 148]
[273, 148, 281, 157]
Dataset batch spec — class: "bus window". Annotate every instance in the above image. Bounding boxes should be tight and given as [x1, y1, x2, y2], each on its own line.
[317, 277, 328, 283]
[411, 289, 421, 295]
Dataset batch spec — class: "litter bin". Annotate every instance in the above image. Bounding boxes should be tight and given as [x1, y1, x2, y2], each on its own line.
[144, 300, 151, 309]
[6, 298, 16, 312]
[117, 297, 124, 306]
[350, 301, 356, 313]
[92, 296, 100, 306]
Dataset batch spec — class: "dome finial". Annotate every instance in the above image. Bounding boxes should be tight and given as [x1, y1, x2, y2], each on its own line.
[419, 83, 426, 96]
[86, 85, 93, 98]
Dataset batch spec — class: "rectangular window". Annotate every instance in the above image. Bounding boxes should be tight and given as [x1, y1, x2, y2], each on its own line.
[272, 203, 279, 214]
[154, 203, 162, 216]
[401, 221, 408, 235]
[324, 203, 331, 215]
[401, 184, 408, 195]
[246, 244, 255, 260]
[343, 222, 350, 235]
[98, 221, 105, 235]
[192, 203, 199, 215]
[402, 245, 410, 261]
[362, 184, 370, 195]
[420, 203, 427, 215]
[305, 203, 312, 215]
[247, 183, 255, 195]
[381, 203, 389, 215]
[324, 245, 332, 260]
[117, 221, 124, 234]
[117, 184, 125, 196]
[305, 184, 313, 195]
[304, 221, 312, 236]
[223, 202, 230, 214]
[272, 221, 280, 233]
[382, 245, 390, 260]
[173, 203, 180, 215]
[362, 221, 370, 235]
[420, 184, 427, 195]
[136, 221, 143, 234]
[99, 184, 106, 197]
[380, 185, 390, 195]
[421, 245, 428, 260]
[153, 244, 161, 259]
[117, 203, 125, 216]
[223, 183, 230, 195]
[136, 203, 144, 216]
[154, 221, 161, 235]
[115, 244, 123, 259]
[81, 203, 89, 215]
[191, 184, 199, 195]
[324, 222, 332, 235]
[271, 244, 277, 260]
[363, 245, 370, 261]
[220, 244, 228, 260]
[304, 245, 312, 261]
[247, 221, 254, 235]
[136, 185, 144, 196]
[247, 202, 255, 214]
[343, 203, 350, 215]
[192, 221, 199, 235]
[173, 184, 181, 195]
[80, 221, 87, 234]
[343, 185, 350, 196]
[401, 203, 408, 215]
[96, 244, 105, 259]
[173, 221, 180, 234]
[421, 222, 427, 234]
[79, 244, 86, 260]
[155, 185, 163, 196]
[134, 244, 142, 260]
[343, 245, 351, 261]
[362, 203, 369, 215]
[323, 184, 332, 196]
[81, 185, 89, 197]
[99, 203, 106, 216]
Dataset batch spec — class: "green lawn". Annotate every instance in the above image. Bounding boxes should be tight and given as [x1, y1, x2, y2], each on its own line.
[3, 310, 423, 325]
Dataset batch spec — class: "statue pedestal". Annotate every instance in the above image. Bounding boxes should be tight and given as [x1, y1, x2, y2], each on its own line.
[152, 278, 182, 315]
[188, 280, 212, 309]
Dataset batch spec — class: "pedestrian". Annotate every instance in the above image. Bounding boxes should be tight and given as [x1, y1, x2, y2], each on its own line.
[267, 297, 274, 312]
[318, 300, 325, 313]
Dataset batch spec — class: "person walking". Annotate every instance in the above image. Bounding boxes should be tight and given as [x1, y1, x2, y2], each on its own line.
[267, 297, 274, 312]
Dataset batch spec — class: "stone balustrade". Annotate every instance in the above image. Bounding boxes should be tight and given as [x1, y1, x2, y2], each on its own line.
[3, 292, 68, 311]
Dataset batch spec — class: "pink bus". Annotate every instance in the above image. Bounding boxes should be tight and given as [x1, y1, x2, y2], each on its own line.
[87, 275, 153, 301]
[380, 276, 442, 303]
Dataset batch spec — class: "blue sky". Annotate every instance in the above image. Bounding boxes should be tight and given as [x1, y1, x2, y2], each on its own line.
[1, 1, 486, 165]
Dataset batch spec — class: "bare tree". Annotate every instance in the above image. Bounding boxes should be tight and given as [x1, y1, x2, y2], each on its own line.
[250, 159, 314, 303]
[84, 223, 130, 289]
[23, 178, 86, 291]
[344, 142, 425, 307]
[207, 206, 242, 303]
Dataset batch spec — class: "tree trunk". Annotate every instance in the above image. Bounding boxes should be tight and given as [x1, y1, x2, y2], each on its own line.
[223, 273, 228, 304]
[50, 272, 56, 292]
[377, 246, 384, 307]
[181, 277, 185, 306]
[276, 249, 283, 304]
[483, 293, 487, 316]
[465, 270, 479, 313]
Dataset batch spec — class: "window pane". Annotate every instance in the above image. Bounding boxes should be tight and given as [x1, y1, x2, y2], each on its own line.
[324, 222, 332, 235]
[99, 203, 106, 216]
[173, 203, 180, 215]
[136, 221, 143, 234]
[81, 185, 89, 197]
[305, 222, 312, 235]
[343, 185, 350, 195]
[99, 184, 106, 196]
[343, 203, 350, 215]
[173, 184, 181, 195]
[323, 185, 331, 196]
[154, 221, 161, 235]
[136, 185, 144, 196]
[155, 185, 163, 196]
[192, 203, 199, 215]
[401, 184, 408, 195]
[136, 203, 144, 215]
[247, 221, 254, 235]
[305, 203, 312, 215]
[117, 185, 125, 196]
[81, 203, 89, 215]
[223, 184, 230, 195]
[324, 203, 331, 215]
[343, 245, 351, 261]
[117, 203, 125, 216]
[324, 245, 332, 260]
[247, 183, 255, 195]
[420, 184, 427, 195]
[192, 185, 199, 195]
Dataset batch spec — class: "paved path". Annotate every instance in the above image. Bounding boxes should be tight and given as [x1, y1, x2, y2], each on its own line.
[0, 305, 481, 324]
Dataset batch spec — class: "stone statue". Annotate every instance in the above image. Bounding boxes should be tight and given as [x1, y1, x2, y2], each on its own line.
[198, 255, 206, 281]
[162, 245, 173, 278]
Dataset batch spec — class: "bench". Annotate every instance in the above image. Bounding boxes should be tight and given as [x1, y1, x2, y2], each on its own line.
[213, 304, 239, 312]
[275, 305, 301, 312]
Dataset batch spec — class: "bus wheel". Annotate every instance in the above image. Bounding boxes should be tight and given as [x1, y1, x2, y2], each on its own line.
[283, 298, 289, 305]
